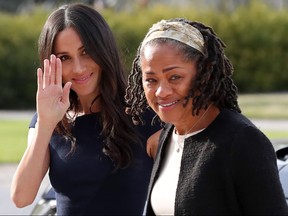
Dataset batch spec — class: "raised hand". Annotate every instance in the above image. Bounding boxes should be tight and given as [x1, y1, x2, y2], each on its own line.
[36, 54, 72, 129]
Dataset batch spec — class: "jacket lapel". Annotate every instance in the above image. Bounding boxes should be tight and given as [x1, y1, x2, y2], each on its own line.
[146, 123, 174, 215]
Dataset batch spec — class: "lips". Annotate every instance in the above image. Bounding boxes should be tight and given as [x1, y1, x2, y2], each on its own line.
[158, 100, 180, 107]
[73, 73, 92, 84]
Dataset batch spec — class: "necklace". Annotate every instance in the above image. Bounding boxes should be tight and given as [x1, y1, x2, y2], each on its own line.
[175, 103, 212, 153]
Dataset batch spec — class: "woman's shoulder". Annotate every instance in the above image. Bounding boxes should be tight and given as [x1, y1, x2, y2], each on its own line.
[213, 108, 256, 130]
[218, 109, 273, 151]
[206, 108, 271, 146]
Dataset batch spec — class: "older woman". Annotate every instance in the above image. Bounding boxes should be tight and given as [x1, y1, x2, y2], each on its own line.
[125, 18, 288, 215]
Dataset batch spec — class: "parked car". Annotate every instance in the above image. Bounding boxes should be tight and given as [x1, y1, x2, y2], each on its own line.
[276, 145, 288, 204]
[30, 142, 288, 215]
[30, 184, 56, 216]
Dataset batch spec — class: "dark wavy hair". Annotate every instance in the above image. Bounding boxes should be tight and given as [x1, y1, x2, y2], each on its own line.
[38, 3, 139, 169]
[125, 18, 241, 124]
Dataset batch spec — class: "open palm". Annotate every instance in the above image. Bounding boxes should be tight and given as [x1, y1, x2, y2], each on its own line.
[36, 55, 71, 129]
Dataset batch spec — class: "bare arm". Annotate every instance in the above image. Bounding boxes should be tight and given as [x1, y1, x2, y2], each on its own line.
[146, 129, 162, 160]
[10, 125, 52, 207]
[10, 55, 71, 207]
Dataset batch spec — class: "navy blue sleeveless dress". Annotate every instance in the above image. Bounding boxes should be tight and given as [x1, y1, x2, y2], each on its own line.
[29, 111, 160, 215]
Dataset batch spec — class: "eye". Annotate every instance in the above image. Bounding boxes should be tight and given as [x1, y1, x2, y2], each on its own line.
[170, 74, 182, 81]
[58, 55, 70, 62]
[143, 75, 158, 87]
[82, 49, 87, 55]
[144, 78, 157, 84]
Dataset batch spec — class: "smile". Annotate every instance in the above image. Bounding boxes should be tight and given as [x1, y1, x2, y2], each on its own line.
[158, 100, 179, 107]
[73, 73, 93, 83]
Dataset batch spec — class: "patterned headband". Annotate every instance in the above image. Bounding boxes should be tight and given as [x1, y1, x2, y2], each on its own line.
[140, 19, 205, 55]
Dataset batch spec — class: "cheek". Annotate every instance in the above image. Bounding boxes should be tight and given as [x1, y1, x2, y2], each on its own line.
[61, 73, 69, 84]
[61, 64, 70, 82]
[142, 79, 149, 95]
[142, 77, 156, 104]
[142, 84, 149, 98]
[143, 87, 154, 105]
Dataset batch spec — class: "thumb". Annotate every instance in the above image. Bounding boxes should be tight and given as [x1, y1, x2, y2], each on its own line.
[62, 82, 72, 102]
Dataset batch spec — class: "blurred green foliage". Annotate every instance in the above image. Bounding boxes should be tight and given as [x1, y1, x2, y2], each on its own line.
[0, 9, 48, 109]
[0, 1, 287, 109]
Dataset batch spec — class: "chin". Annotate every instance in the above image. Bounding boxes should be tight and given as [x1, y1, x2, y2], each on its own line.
[157, 115, 175, 124]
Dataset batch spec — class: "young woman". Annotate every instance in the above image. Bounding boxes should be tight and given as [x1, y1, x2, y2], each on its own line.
[10, 3, 160, 215]
[125, 18, 288, 215]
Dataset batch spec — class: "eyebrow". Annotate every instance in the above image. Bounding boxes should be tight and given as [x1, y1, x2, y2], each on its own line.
[163, 66, 182, 73]
[144, 66, 181, 75]
[143, 66, 183, 75]
[55, 45, 85, 55]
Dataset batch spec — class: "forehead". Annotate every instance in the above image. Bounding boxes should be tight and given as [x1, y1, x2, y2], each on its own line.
[54, 27, 82, 51]
[140, 40, 197, 67]
[141, 40, 182, 58]
[140, 43, 197, 73]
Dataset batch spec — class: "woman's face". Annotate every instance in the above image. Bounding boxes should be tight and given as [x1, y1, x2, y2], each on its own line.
[54, 27, 101, 99]
[141, 43, 197, 126]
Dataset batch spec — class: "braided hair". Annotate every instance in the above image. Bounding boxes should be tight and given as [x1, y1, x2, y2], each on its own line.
[125, 18, 241, 124]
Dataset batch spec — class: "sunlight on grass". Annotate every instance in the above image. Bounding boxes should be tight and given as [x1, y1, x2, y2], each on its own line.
[239, 93, 288, 119]
[262, 131, 288, 140]
[0, 120, 29, 163]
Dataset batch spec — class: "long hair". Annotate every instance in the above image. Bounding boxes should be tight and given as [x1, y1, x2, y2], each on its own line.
[125, 18, 241, 124]
[38, 3, 139, 169]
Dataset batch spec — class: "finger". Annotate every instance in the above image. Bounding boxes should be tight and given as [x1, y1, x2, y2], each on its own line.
[50, 55, 56, 85]
[43, 59, 50, 88]
[37, 68, 43, 90]
[62, 82, 72, 104]
[56, 58, 62, 86]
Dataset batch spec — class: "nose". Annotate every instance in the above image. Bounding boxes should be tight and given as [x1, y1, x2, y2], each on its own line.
[72, 57, 85, 74]
[155, 80, 173, 98]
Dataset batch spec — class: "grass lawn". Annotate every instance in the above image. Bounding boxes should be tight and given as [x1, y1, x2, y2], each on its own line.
[263, 131, 288, 139]
[238, 93, 288, 119]
[0, 120, 30, 163]
[0, 93, 287, 163]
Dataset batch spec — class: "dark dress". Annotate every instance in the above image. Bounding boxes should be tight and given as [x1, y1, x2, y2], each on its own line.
[29, 111, 161, 215]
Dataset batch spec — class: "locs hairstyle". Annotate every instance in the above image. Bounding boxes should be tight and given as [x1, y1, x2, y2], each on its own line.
[38, 3, 139, 169]
[125, 18, 241, 124]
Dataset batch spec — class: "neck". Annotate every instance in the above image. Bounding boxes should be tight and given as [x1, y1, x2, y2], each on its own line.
[175, 103, 217, 135]
[78, 94, 101, 114]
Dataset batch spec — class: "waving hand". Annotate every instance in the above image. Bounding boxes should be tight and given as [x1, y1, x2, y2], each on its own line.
[37, 54, 72, 129]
